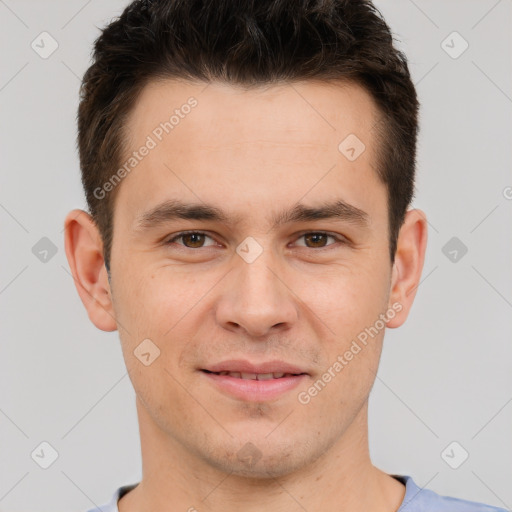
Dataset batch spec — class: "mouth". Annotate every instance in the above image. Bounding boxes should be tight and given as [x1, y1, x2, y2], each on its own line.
[200, 360, 309, 401]
[201, 370, 306, 380]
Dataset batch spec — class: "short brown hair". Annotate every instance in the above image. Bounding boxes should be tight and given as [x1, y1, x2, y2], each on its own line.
[77, 0, 419, 271]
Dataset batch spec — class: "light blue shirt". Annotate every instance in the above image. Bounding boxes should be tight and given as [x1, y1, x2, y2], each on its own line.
[87, 474, 508, 512]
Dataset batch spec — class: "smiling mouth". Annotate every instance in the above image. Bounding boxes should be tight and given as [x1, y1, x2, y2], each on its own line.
[201, 370, 305, 380]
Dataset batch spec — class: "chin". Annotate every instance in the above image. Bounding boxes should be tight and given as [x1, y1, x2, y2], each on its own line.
[210, 451, 302, 480]
[196, 431, 321, 480]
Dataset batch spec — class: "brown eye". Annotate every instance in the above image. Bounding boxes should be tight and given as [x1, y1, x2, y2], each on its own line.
[295, 232, 342, 249]
[303, 233, 329, 248]
[166, 231, 216, 248]
[181, 233, 206, 248]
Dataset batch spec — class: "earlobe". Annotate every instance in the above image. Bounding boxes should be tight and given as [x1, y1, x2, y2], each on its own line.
[63, 209, 118, 332]
[386, 209, 428, 329]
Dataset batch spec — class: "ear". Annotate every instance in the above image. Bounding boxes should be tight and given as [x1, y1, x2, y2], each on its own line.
[386, 209, 428, 328]
[63, 209, 117, 332]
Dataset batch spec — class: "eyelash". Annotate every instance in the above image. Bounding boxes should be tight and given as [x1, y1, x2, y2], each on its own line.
[165, 230, 347, 250]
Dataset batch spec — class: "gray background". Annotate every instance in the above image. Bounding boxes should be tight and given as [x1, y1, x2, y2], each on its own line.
[1, 0, 511, 511]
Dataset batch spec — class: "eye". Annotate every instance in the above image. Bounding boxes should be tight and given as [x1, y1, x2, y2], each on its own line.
[166, 231, 218, 249]
[165, 230, 346, 250]
[293, 231, 345, 249]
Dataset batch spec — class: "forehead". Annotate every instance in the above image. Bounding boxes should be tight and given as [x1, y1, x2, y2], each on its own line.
[126, 78, 380, 149]
[115, 78, 386, 233]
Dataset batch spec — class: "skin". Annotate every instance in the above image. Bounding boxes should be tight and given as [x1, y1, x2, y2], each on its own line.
[64, 78, 427, 512]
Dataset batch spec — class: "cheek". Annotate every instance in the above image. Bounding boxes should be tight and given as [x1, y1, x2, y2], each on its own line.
[307, 260, 390, 333]
[113, 267, 216, 372]
[112, 271, 196, 419]
[112, 264, 190, 330]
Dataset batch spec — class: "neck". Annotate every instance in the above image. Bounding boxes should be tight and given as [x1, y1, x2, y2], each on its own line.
[119, 397, 405, 512]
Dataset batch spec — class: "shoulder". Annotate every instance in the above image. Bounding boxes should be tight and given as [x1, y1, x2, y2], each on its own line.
[84, 483, 139, 512]
[395, 474, 508, 512]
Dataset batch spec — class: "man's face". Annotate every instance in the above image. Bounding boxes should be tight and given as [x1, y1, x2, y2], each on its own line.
[109, 79, 394, 477]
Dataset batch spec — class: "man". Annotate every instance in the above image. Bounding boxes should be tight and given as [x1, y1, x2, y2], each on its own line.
[64, 1, 506, 511]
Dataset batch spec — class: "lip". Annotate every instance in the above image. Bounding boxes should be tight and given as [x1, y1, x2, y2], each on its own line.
[200, 360, 309, 402]
[203, 359, 308, 375]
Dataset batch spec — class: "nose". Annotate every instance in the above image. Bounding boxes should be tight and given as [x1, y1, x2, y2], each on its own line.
[215, 245, 298, 339]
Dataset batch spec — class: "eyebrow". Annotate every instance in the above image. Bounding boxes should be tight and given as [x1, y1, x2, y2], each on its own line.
[134, 198, 370, 232]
